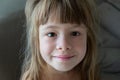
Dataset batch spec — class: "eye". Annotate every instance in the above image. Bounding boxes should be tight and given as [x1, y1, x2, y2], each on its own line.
[71, 31, 80, 36]
[47, 32, 57, 37]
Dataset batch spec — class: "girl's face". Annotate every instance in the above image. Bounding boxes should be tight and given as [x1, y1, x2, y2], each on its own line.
[39, 20, 87, 72]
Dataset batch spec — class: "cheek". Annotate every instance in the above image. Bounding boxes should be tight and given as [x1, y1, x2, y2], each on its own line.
[73, 36, 87, 53]
[75, 41, 87, 52]
[39, 38, 55, 55]
[74, 39, 87, 62]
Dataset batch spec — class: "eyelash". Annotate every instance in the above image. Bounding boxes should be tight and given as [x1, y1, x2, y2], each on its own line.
[71, 31, 81, 36]
[46, 31, 81, 37]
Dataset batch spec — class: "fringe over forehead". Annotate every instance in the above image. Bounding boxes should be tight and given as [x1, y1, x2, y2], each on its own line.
[30, 0, 94, 27]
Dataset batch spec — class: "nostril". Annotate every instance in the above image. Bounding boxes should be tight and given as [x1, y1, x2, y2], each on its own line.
[67, 47, 70, 50]
[56, 46, 71, 51]
[56, 46, 62, 50]
[59, 48, 62, 50]
[56, 41, 72, 51]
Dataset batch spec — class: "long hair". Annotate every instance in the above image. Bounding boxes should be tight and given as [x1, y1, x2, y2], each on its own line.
[20, 0, 99, 80]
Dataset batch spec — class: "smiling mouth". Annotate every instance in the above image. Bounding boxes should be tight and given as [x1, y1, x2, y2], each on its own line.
[53, 55, 74, 60]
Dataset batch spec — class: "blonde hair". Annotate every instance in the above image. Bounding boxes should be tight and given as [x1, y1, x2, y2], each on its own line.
[21, 0, 99, 80]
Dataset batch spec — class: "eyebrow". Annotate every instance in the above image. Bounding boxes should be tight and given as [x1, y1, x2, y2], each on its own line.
[45, 25, 58, 29]
[41, 24, 86, 30]
[40, 25, 59, 31]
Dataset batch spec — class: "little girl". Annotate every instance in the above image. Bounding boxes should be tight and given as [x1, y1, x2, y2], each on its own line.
[21, 0, 99, 80]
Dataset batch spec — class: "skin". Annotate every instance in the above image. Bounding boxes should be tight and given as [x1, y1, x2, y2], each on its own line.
[39, 16, 87, 80]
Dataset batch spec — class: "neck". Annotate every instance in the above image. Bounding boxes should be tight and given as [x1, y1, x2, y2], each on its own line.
[42, 66, 80, 80]
[51, 72, 79, 80]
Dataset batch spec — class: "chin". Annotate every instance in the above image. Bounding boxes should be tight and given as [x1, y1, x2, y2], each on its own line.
[54, 66, 74, 72]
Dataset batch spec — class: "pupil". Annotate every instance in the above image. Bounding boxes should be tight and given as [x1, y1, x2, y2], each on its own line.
[72, 32, 77, 36]
[48, 33, 55, 37]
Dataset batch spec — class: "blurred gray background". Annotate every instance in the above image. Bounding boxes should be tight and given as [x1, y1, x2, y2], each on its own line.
[0, 0, 26, 80]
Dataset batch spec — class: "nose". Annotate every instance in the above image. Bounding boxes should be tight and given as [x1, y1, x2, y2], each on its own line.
[56, 36, 72, 51]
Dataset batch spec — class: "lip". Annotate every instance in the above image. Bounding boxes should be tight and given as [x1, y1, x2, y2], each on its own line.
[53, 55, 74, 60]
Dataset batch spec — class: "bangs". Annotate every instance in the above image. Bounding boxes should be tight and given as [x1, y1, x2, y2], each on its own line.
[33, 0, 89, 26]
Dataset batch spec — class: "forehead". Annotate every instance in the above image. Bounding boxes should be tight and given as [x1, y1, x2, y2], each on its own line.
[43, 12, 86, 29]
